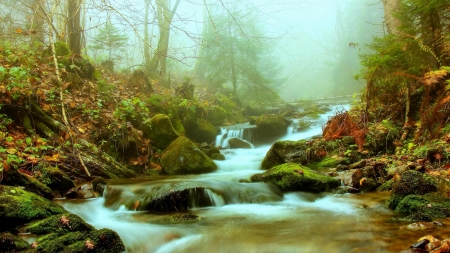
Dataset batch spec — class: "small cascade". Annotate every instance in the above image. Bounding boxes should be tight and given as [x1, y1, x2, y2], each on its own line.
[189, 188, 225, 208]
[215, 123, 256, 148]
[286, 118, 301, 135]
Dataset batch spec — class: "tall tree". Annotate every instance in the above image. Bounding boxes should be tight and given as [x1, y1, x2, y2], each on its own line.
[381, 0, 402, 35]
[147, 0, 181, 79]
[67, 0, 82, 54]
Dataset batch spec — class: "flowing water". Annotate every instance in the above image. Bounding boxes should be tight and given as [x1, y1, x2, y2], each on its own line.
[58, 104, 450, 253]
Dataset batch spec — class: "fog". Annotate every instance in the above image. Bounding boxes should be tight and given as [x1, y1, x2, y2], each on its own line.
[1, 0, 385, 100]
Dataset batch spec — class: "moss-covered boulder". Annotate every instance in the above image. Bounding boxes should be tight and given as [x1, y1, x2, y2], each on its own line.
[0, 185, 66, 232]
[0, 232, 29, 252]
[186, 119, 218, 144]
[227, 138, 252, 149]
[313, 156, 349, 170]
[38, 165, 76, 193]
[143, 114, 179, 149]
[2, 168, 53, 199]
[128, 69, 153, 92]
[250, 163, 340, 193]
[161, 136, 217, 175]
[211, 153, 225, 160]
[387, 170, 438, 209]
[21, 214, 125, 252]
[254, 114, 289, 145]
[261, 140, 309, 170]
[206, 106, 227, 126]
[395, 194, 450, 219]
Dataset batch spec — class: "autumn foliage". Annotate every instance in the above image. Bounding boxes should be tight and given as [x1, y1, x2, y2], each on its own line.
[323, 110, 366, 150]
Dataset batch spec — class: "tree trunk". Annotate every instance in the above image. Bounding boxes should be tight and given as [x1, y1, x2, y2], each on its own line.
[149, 0, 181, 78]
[32, 0, 46, 46]
[67, 0, 82, 54]
[194, 1, 212, 81]
[381, 0, 401, 36]
[228, 26, 237, 95]
[143, 0, 152, 73]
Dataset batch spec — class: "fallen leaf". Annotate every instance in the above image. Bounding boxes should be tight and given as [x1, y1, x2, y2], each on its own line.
[85, 240, 95, 249]
[6, 148, 17, 154]
[2, 161, 10, 172]
[77, 127, 85, 134]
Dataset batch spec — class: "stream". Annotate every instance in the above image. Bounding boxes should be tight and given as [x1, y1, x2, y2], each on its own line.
[57, 103, 450, 253]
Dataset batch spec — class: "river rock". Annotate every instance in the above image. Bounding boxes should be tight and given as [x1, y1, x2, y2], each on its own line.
[22, 213, 125, 253]
[206, 105, 227, 126]
[64, 183, 99, 199]
[387, 170, 438, 209]
[161, 136, 217, 175]
[261, 140, 309, 170]
[0, 232, 29, 252]
[186, 119, 218, 144]
[395, 194, 450, 219]
[142, 114, 179, 149]
[228, 138, 252, 149]
[254, 114, 289, 145]
[0, 185, 66, 232]
[1, 167, 54, 199]
[250, 163, 340, 193]
[37, 165, 76, 193]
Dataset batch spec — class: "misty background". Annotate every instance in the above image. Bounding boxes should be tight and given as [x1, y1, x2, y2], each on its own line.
[2, 0, 385, 100]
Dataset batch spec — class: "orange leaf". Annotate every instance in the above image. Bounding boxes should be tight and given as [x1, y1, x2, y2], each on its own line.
[44, 154, 60, 162]
[15, 28, 23, 34]
[2, 161, 10, 172]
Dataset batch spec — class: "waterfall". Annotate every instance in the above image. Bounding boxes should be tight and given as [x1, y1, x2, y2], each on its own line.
[215, 123, 256, 148]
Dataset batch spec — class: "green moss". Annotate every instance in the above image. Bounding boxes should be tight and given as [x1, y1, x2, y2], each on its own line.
[0, 232, 30, 252]
[24, 214, 94, 235]
[36, 231, 86, 252]
[186, 119, 217, 144]
[206, 106, 227, 126]
[38, 165, 75, 192]
[378, 179, 394, 192]
[251, 163, 339, 192]
[261, 140, 308, 170]
[54, 41, 71, 56]
[314, 157, 345, 169]
[0, 185, 66, 232]
[2, 168, 53, 199]
[395, 194, 450, 219]
[161, 136, 217, 175]
[211, 153, 225, 160]
[392, 170, 437, 195]
[142, 114, 179, 149]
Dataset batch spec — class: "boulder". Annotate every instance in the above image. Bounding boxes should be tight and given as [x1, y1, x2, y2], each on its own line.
[161, 136, 217, 175]
[254, 114, 289, 145]
[64, 183, 99, 199]
[0, 185, 66, 232]
[38, 165, 76, 193]
[128, 69, 153, 92]
[227, 138, 252, 149]
[2, 168, 53, 199]
[206, 106, 227, 126]
[387, 170, 438, 209]
[395, 194, 450, 219]
[143, 114, 179, 149]
[0, 232, 29, 252]
[21, 213, 125, 253]
[186, 119, 218, 144]
[250, 163, 340, 193]
[261, 140, 309, 170]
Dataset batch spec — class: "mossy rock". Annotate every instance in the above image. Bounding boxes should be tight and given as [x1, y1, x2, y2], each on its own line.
[378, 179, 394, 192]
[38, 165, 76, 193]
[0, 232, 29, 252]
[34, 228, 125, 253]
[42, 41, 71, 57]
[254, 114, 289, 145]
[161, 136, 217, 175]
[186, 119, 218, 144]
[22, 213, 94, 235]
[128, 69, 153, 92]
[359, 178, 378, 193]
[395, 194, 450, 219]
[142, 114, 179, 149]
[2, 168, 53, 199]
[227, 138, 252, 149]
[0, 185, 66, 232]
[387, 170, 438, 209]
[211, 153, 225, 160]
[261, 140, 309, 170]
[206, 106, 227, 126]
[314, 156, 347, 170]
[250, 163, 340, 193]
